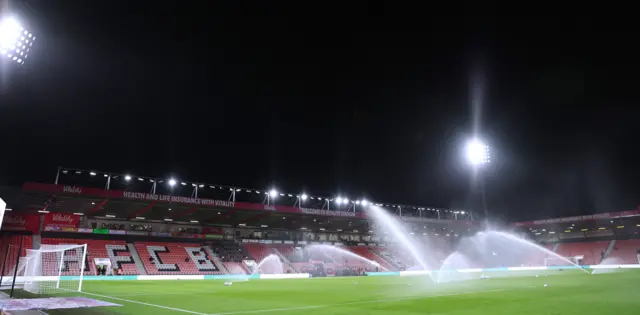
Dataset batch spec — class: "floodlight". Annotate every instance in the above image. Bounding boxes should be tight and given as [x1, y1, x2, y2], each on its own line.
[0, 17, 34, 65]
[124, 175, 132, 181]
[342, 198, 349, 205]
[168, 178, 177, 186]
[355, 200, 360, 205]
[300, 194, 308, 200]
[465, 139, 490, 165]
[89, 172, 97, 176]
[361, 200, 368, 206]
[269, 189, 278, 198]
[461, 211, 465, 215]
[335, 197, 343, 204]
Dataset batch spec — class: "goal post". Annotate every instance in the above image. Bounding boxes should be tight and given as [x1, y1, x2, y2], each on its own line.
[22, 244, 88, 295]
[544, 255, 581, 267]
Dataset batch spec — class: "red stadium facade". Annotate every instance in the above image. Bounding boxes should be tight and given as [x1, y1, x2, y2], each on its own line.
[0, 168, 639, 277]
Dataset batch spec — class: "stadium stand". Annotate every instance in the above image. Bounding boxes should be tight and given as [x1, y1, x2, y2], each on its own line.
[347, 246, 394, 270]
[0, 235, 32, 276]
[223, 262, 249, 274]
[134, 242, 223, 275]
[212, 241, 249, 262]
[607, 240, 640, 264]
[243, 243, 272, 263]
[42, 238, 144, 275]
[555, 241, 610, 265]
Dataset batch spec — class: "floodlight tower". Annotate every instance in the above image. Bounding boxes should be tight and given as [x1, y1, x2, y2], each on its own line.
[0, 16, 35, 65]
[465, 139, 491, 218]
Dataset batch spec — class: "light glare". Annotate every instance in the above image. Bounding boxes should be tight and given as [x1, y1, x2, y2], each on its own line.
[465, 139, 490, 165]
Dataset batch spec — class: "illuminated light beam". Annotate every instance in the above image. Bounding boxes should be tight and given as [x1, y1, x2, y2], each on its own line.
[243, 212, 272, 225]
[87, 199, 110, 215]
[128, 201, 157, 219]
[208, 208, 238, 224]
[171, 206, 198, 220]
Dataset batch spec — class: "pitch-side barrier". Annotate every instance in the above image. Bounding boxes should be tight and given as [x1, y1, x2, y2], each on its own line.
[2, 264, 639, 284]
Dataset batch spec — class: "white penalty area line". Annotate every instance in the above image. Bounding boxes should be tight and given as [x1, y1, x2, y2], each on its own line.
[210, 288, 509, 315]
[79, 290, 208, 315]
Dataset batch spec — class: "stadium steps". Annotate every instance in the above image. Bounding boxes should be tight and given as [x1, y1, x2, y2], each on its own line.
[223, 262, 248, 274]
[370, 248, 401, 270]
[272, 248, 296, 273]
[606, 239, 640, 264]
[205, 246, 229, 274]
[603, 240, 616, 263]
[127, 243, 147, 275]
[32, 235, 41, 251]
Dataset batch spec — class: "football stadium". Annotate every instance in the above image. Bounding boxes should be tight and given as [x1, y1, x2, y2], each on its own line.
[0, 168, 638, 314]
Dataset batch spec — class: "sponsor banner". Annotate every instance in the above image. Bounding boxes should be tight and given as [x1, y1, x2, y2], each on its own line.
[137, 275, 204, 281]
[108, 230, 126, 235]
[1, 213, 40, 233]
[77, 228, 93, 233]
[151, 232, 171, 237]
[93, 228, 109, 234]
[61, 227, 77, 232]
[399, 270, 432, 276]
[204, 274, 259, 280]
[126, 231, 148, 235]
[513, 208, 640, 226]
[204, 234, 223, 239]
[298, 208, 357, 217]
[400, 216, 475, 225]
[22, 183, 366, 218]
[366, 271, 400, 276]
[202, 227, 224, 234]
[94, 258, 111, 266]
[259, 273, 309, 279]
[42, 213, 79, 230]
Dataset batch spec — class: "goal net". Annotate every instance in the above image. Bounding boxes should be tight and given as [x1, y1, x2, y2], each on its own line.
[544, 255, 582, 267]
[22, 244, 88, 294]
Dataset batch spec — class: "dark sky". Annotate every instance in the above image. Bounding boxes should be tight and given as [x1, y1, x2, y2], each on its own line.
[0, 2, 638, 221]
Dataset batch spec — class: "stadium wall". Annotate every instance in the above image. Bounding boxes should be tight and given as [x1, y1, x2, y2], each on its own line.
[3, 264, 640, 284]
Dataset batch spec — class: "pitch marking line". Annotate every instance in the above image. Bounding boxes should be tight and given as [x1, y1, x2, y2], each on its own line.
[80, 290, 208, 314]
[209, 288, 508, 315]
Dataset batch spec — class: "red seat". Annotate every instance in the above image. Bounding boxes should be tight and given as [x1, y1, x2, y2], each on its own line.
[555, 241, 610, 265]
[134, 242, 222, 275]
[42, 238, 141, 275]
[608, 240, 640, 264]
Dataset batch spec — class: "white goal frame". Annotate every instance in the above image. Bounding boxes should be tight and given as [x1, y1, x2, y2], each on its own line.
[23, 244, 88, 294]
[544, 255, 581, 267]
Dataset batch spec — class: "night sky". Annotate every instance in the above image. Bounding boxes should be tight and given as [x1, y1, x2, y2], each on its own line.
[0, 2, 637, 221]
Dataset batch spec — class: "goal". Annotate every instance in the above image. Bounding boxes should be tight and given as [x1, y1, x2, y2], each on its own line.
[22, 244, 88, 294]
[544, 255, 582, 267]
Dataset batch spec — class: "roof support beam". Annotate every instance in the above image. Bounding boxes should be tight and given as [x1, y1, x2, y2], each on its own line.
[172, 206, 198, 220]
[129, 201, 157, 219]
[88, 199, 109, 215]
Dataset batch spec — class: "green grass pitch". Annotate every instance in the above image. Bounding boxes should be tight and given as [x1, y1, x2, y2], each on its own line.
[11, 270, 640, 314]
